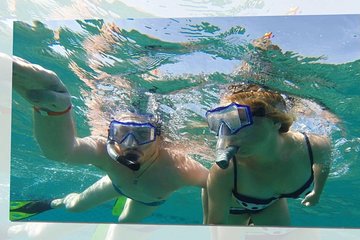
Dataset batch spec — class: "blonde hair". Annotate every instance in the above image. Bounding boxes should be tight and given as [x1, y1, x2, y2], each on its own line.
[221, 84, 294, 133]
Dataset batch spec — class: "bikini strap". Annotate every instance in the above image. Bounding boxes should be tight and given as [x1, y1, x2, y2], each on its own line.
[302, 132, 314, 166]
[232, 156, 238, 192]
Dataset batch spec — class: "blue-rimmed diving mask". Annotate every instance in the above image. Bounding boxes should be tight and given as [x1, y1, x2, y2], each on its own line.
[206, 102, 254, 137]
[206, 102, 257, 169]
[108, 120, 157, 147]
[107, 119, 159, 171]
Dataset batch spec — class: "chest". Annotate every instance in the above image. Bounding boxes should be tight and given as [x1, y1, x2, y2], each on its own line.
[235, 152, 313, 197]
[106, 159, 181, 201]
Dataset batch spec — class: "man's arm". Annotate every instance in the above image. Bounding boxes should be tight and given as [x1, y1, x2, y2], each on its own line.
[183, 155, 209, 188]
[11, 55, 101, 165]
[176, 154, 209, 224]
[51, 175, 119, 212]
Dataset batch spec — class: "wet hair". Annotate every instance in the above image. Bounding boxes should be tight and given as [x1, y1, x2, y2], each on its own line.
[221, 83, 294, 133]
[114, 112, 162, 136]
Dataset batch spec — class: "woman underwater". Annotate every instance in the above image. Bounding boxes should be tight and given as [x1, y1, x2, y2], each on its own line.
[205, 83, 332, 226]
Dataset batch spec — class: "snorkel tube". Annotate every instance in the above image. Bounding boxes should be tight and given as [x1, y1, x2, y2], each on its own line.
[215, 137, 239, 169]
[106, 140, 140, 171]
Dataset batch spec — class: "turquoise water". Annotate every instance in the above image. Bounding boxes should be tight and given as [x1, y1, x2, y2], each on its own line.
[11, 15, 360, 227]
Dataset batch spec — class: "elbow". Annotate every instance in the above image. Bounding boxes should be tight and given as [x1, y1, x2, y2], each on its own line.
[41, 148, 72, 163]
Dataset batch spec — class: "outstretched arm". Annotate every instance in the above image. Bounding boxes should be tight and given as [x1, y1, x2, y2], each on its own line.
[11, 54, 102, 165]
[51, 175, 119, 212]
[178, 154, 209, 223]
[302, 135, 332, 206]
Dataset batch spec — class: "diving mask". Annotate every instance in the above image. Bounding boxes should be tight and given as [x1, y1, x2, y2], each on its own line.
[106, 119, 159, 171]
[206, 103, 255, 169]
[108, 120, 157, 147]
[206, 102, 254, 136]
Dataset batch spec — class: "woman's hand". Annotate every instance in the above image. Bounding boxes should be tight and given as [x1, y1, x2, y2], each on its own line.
[301, 190, 320, 207]
[12, 56, 71, 112]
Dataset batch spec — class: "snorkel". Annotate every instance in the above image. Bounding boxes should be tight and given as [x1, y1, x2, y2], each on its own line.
[215, 124, 239, 169]
[106, 113, 161, 171]
[206, 103, 253, 169]
[215, 144, 239, 169]
[106, 140, 141, 171]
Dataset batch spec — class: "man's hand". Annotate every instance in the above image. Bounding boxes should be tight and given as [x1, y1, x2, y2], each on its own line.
[12, 55, 71, 112]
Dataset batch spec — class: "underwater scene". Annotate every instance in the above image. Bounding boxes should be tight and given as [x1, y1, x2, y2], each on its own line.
[10, 15, 360, 227]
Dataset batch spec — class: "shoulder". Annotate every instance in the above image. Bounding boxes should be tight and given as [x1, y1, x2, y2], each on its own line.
[287, 131, 330, 151]
[164, 146, 209, 187]
[308, 134, 331, 164]
[73, 135, 109, 164]
[300, 133, 331, 165]
[306, 134, 330, 148]
[207, 161, 233, 190]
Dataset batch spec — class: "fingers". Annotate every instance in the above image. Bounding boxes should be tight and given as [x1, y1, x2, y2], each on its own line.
[301, 199, 317, 207]
[50, 198, 64, 208]
[26, 89, 71, 111]
[12, 57, 68, 93]
[50, 193, 80, 210]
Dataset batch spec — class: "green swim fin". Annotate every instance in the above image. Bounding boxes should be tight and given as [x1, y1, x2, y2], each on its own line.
[10, 199, 53, 221]
[10, 197, 126, 221]
[112, 196, 126, 216]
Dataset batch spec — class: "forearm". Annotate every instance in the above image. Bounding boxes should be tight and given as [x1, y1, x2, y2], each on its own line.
[207, 191, 230, 225]
[52, 176, 119, 212]
[76, 177, 119, 211]
[207, 207, 227, 225]
[12, 55, 78, 162]
[34, 109, 76, 162]
[201, 188, 209, 224]
[313, 164, 330, 196]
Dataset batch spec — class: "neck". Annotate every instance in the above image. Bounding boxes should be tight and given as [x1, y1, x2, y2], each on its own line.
[238, 132, 283, 167]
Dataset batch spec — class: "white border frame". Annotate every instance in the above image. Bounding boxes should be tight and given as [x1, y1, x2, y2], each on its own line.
[1, 1, 360, 239]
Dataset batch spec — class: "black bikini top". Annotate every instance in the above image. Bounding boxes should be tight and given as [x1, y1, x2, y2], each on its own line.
[232, 132, 314, 211]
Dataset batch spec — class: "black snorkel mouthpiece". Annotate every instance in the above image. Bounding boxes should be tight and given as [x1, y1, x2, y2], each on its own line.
[106, 140, 140, 171]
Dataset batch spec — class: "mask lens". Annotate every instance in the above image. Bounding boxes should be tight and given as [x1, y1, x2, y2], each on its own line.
[130, 125, 155, 144]
[237, 107, 252, 126]
[206, 103, 253, 136]
[218, 123, 232, 136]
[109, 121, 156, 145]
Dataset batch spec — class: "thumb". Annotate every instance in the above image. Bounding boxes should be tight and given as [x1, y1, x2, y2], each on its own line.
[301, 198, 309, 206]
[50, 198, 65, 208]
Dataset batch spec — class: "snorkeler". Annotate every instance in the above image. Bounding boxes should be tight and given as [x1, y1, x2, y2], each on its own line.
[10, 55, 209, 223]
[205, 83, 332, 226]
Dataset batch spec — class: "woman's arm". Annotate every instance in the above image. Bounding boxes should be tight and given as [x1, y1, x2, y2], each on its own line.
[302, 135, 332, 206]
[206, 164, 233, 224]
[201, 188, 209, 224]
